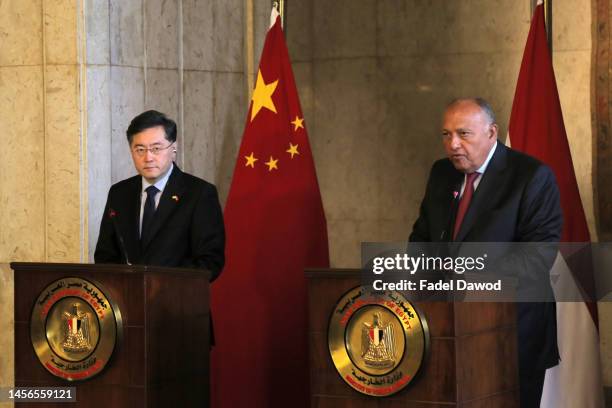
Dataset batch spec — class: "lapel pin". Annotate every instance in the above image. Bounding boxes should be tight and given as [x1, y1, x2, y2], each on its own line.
[172, 195, 179, 202]
[453, 191, 459, 199]
[109, 209, 117, 218]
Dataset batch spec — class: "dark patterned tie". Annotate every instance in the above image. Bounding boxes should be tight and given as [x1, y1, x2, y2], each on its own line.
[453, 172, 479, 240]
[140, 185, 159, 241]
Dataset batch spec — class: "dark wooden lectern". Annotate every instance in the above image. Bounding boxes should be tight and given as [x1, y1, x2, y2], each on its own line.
[12, 262, 210, 408]
[306, 269, 519, 408]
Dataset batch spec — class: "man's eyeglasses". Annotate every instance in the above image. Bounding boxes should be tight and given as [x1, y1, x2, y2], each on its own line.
[132, 143, 174, 157]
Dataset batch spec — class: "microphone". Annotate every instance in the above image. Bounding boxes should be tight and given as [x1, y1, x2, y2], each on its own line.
[108, 208, 132, 265]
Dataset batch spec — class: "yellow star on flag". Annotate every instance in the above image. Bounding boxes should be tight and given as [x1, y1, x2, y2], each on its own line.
[286, 143, 299, 159]
[265, 156, 278, 171]
[244, 152, 258, 168]
[250, 70, 278, 121]
[291, 116, 304, 131]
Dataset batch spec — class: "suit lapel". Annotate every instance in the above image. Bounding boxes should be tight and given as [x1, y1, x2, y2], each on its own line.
[141, 165, 185, 252]
[454, 142, 507, 242]
[114, 177, 142, 262]
[443, 170, 464, 242]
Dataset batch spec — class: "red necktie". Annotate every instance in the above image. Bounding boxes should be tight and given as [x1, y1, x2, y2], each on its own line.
[453, 172, 479, 240]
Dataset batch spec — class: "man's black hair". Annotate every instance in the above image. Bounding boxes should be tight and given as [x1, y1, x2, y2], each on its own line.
[126, 110, 177, 144]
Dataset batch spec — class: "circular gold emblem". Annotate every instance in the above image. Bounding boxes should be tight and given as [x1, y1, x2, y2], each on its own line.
[328, 286, 429, 397]
[30, 277, 122, 381]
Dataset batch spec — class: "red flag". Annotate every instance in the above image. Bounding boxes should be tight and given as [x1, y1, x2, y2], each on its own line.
[210, 10, 329, 408]
[509, 3, 603, 406]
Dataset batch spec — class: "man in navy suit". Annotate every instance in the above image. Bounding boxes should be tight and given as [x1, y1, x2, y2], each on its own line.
[410, 98, 562, 407]
[94, 110, 225, 280]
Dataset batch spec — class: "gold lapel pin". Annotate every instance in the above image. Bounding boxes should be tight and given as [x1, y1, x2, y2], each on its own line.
[172, 195, 179, 202]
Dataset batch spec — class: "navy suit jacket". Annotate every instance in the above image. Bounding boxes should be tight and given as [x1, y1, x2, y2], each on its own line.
[94, 164, 225, 280]
[410, 142, 562, 373]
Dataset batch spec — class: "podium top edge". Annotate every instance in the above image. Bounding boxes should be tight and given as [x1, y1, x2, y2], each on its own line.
[10, 262, 211, 279]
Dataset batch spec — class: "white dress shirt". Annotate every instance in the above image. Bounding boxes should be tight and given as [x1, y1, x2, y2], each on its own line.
[458, 141, 497, 198]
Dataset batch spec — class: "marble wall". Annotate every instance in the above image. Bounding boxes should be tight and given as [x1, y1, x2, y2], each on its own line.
[0, 264, 14, 408]
[0, 1, 87, 404]
[85, 0, 266, 261]
[285, 0, 597, 268]
[0, 0, 259, 401]
[0, 0, 605, 398]
[0, 0, 86, 265]
[552, 0, 596, 239]
[287, 1, 528, 268]
[40, 0, 607, 390]
[284, 0, 603, 389]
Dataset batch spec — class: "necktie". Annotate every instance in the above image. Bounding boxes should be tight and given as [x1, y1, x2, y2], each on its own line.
[141, 185, 159, 241]
[453, 172, 479, 240]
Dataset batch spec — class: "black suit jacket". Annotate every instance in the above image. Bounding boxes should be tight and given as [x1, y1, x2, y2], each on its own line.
[94, 164, 225, 280]
[410, 142, 562, 373]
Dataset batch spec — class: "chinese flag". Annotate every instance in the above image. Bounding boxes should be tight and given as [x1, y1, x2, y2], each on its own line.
[210, 9, 329, 408]
[508, 2, 603, 406]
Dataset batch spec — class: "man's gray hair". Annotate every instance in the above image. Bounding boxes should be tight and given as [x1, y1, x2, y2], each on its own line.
[446, 97, 496, 124]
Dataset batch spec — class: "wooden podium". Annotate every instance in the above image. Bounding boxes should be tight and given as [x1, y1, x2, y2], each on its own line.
[306, 269, 519, 408]
[12, 262, 210, 408]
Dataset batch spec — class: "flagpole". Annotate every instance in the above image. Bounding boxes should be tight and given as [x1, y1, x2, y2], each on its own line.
[544, 0, 552, 51]
[531, 0, 553, 51]
[272, 0, 286, 32]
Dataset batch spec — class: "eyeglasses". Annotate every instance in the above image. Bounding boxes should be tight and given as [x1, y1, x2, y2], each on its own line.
[131, 143, 174, 157]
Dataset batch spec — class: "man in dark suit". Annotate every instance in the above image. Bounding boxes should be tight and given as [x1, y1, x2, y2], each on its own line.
[410, 98, 562, 407]
[95, 110, 225, 280]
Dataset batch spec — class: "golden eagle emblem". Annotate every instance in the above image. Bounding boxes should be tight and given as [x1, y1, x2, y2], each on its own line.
[361, 312, 396, 369]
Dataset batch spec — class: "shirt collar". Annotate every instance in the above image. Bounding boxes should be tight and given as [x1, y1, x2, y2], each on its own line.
[475, 141, 497, 174]
[141, 163, 174, 193]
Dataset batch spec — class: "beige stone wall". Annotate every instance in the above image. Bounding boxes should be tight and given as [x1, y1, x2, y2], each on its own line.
[553, 0, 596, 238]
[552, 0, 612, 388]
[286, 0, 605, 386]
[0, 265, 14, 408]
[1, 1, 86, 403]
[0, 0, 606, 396]
[0, 0, 260, 399]
[85, 0, 257, 261]
[287, 1, 532, 268]
[287, 0, 598, 284]
[0, 0, 86, 265]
